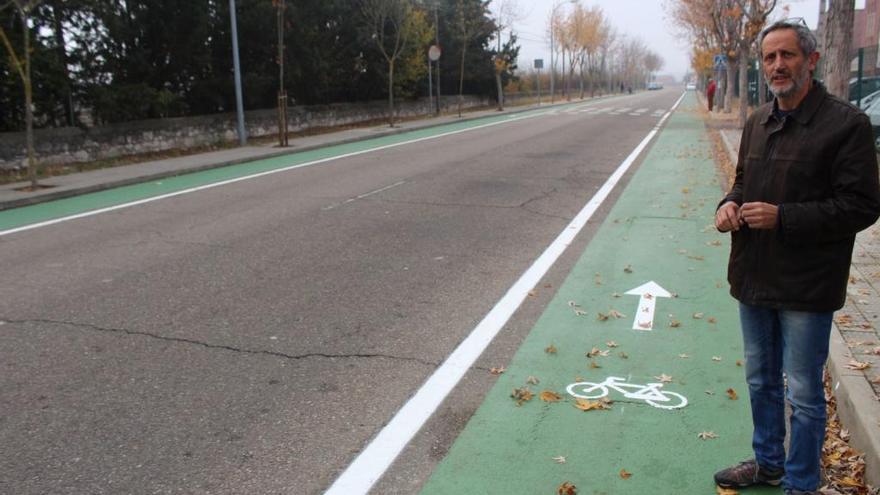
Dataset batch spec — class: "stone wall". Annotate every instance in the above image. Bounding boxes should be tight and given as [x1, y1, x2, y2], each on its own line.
[0, 95, 489, 170]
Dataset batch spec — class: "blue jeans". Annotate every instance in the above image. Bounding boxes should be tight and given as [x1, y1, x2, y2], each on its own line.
[739, 303, 833, 492]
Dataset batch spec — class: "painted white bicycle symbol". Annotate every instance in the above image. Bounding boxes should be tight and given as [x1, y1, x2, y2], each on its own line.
[566, 376, 688, 410]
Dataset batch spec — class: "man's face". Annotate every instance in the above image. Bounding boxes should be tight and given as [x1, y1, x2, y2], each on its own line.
[761, 29, 818, 99]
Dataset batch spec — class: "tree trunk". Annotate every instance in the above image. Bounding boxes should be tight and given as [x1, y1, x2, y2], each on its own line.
[820, 0, 855, 99]
[738, 46, 748, 128]
[495, 68, 504, 111]
[724, 58, 736, 113]
[22, 11, 37, 189]
[388, 59, 395, 127]
[50, 1, 74, 127]
[458, 45, 467, 118]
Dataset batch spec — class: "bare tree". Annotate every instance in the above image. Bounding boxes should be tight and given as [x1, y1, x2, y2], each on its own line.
[820, 0, 854, 99]
[735, 0, 776, 126]
[360, 0, 416, 127]
[490, 0, 523, 111]
[0, 0, 42, 189]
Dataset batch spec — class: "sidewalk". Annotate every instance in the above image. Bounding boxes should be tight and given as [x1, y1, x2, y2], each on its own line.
[0, 97, 604, 211]
[717, 116, 880, 488]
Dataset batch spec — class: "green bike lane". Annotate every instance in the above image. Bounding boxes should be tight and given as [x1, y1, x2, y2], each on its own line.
[420, 94, 780, 494]
[0, 98, 617, 234]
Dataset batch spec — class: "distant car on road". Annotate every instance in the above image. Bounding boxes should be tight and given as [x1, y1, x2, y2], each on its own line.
[865, 97, 880, 153]
[647, 81, 664, 90]
[686, 82, 696, 90]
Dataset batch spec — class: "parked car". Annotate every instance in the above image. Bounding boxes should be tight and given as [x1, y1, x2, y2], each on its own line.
[866, 97, 880, 153]
[647, 81, 664, 90]
[849, 76, 880, 104]
[857, 89, 880, 110]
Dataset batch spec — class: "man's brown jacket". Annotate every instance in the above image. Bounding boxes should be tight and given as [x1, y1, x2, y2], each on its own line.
[721, 82, 880, 311]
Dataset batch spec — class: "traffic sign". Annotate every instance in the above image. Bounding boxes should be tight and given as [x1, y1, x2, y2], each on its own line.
[428, 45, 441, 62]
[534, 58, 544, 69]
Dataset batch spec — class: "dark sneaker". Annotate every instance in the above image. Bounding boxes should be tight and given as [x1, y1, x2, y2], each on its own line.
[714, 459, 784, 488]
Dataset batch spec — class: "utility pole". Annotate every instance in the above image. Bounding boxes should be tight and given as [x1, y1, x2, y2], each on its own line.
[229, 0, 247, 145]
[276, 0, 288, 147]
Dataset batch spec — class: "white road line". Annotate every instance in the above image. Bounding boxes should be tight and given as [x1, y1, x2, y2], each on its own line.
[323, 91, 687, 495]
[1, 109, 560, 238]
[321, 181, 407, 211]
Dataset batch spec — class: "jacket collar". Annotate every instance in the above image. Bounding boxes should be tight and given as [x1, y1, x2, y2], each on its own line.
[761, 80, 826, 126]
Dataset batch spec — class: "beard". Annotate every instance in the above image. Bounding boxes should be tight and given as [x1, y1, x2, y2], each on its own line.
[766, 63, 811, 99]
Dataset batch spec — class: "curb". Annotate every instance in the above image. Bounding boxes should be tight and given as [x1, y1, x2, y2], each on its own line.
[0, 96, 613, 212]
[827, 324, 880, 487]
[718, 124, 880, 487]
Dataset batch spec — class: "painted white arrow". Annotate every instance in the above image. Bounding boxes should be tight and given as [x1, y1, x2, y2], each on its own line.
[625, 281, 672, 331]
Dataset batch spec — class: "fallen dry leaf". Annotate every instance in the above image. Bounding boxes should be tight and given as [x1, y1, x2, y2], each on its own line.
[619, 352, 629, 359]
[688, 255, 705, 261]
[712, 356, 722, 362]
[608, 309, 625, 319]
[545, 345, 558, 354]
[557, 481, 577, 495]
[736, 360, 743, 367]
[836, 314, 854, 326]
[705, 390, 716, 395]
[541, 390, 563, 403]
[490, 366, 506, 375]
[611, 292, 622, 298]
[619, 468, 632, 479]
[698, 431, 719, 440]
[679, 353, 691, 359]
[846, 360, 871, 371]
[511, 387, 534, 406]
[693, 312, 704, 319]
[726, 388, 738, 400]
[624, 265, 633, 273]
[654, 374, 673, 383]
[597, 312, 609, 321]
[528, 290, 537, 297]
[871, 376, 880, 384]
[708, 317, 717, 324]
[606, 341, 619, 348]
[589, 360, 602, 369]
[669, 319, 682, 328]
[716, 487, 739, 495]
[574, 398, 611, 411]
[574, 309, 587, 317]
[587, 347, 610, 358]
[527, 376, 540, 385]
[552, 456, 567, 464]
[707, 240, 722, 247]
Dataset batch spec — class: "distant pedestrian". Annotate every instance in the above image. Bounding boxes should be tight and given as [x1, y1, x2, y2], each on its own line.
[713, 19, 880, 495]
[706, 78, 717, 111]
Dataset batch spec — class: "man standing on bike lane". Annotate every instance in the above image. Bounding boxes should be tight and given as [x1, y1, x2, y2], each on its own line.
[713, 19, 880, 495]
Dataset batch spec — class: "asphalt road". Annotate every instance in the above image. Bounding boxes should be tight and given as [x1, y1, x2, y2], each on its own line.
[0, 88, 682, 495]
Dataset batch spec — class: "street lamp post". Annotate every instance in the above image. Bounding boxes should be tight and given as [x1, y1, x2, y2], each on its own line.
[229, 0, 247, 146]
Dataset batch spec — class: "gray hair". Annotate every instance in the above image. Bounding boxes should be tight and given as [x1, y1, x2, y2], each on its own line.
[760, 19, 818, 57]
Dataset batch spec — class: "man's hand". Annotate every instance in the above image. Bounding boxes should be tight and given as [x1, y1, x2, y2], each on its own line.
[740, 202, 778, 229]
[715, 201, 743, 232]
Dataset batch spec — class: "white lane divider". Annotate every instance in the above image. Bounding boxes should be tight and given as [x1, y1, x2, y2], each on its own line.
[323, 90, 687, 495]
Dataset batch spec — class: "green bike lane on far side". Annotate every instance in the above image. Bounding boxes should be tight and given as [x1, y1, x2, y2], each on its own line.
[420, 94, 780, 494]
[0, 97, 618, 234]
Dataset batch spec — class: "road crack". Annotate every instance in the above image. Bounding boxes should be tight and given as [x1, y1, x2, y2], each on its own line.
[1, 318, 439, 368]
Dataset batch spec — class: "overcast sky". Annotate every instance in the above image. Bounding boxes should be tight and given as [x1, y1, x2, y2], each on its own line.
[502, 0, 820, 80]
